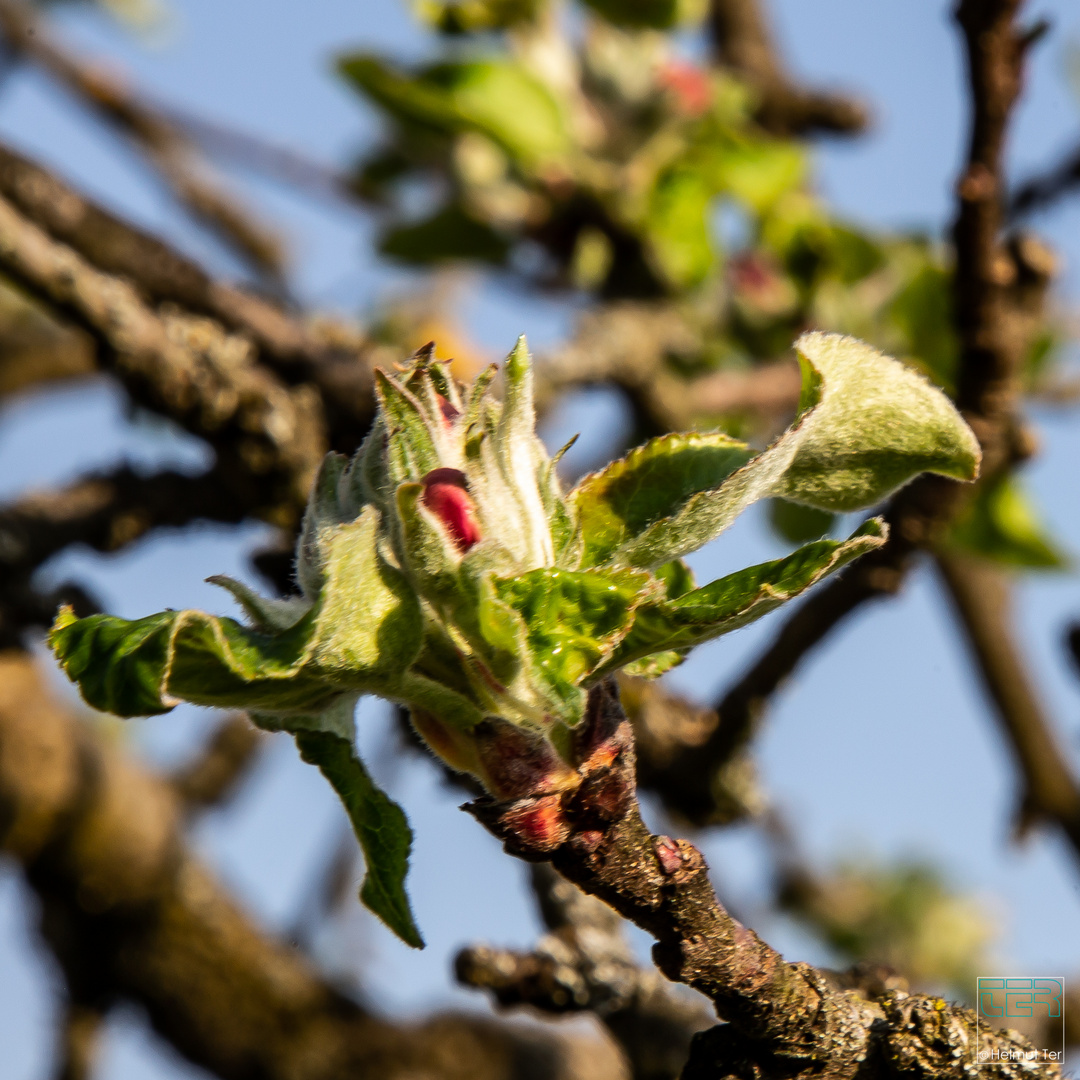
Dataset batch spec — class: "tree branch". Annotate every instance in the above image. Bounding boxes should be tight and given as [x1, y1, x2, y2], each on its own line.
[0, 651, 618, 1080]
[935, 552, 1080, 862]
[1009, 141, 1080, 219]
[0, 191, 326, 521]
[633, 0, 1039, 826]
[538, 303, 801, 440]
[169, 713, 264, 810]
[706, 0, 869, 136]
[0, 139, 378, 453]
[466, 681, 1058, 1080]
[458, 863, 712, 1080]
[0, 0, 286, 281]
[0, 465, 257, 577]
[54, 1003, 104, 1080]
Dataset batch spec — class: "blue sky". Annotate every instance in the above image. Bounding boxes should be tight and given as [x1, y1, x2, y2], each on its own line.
[1, 2, 1080, 1077]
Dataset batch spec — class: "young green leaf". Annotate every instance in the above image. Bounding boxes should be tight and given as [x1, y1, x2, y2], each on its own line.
[594, 520, 887, 674]
[295, 725, 424, 949]
[587, 332, 979, 568]
[569, 431, 753, 568]
[339, 55, 569, 169]
[495, 566, 652, 722]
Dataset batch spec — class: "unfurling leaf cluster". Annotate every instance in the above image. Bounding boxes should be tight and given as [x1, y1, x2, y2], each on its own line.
[50, 331, 979, 946]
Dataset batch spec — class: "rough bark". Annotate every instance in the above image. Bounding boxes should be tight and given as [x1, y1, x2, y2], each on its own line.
[466, 682, 1055, 1080]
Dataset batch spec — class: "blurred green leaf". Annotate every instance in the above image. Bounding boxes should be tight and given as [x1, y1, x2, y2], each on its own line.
[711, 141, 806, 214]
[413, 0, 542, 33]
[782, 857, 996, 998]
[946, 474, 1069, 570]
[339, 54, 570, 167]
[578, 0, 681, 29]
[886, 259, 958, 392]
[381, 204, 510, 264]
[644, 168, 715, 289]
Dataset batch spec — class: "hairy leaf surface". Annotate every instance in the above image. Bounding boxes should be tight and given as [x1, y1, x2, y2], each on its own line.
[595, 520, 886, 674]
[296, 727, 424, 948]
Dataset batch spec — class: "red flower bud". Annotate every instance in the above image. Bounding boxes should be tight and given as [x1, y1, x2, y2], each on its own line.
[657, 61, 712, 116]
[421, 468, 482, 552]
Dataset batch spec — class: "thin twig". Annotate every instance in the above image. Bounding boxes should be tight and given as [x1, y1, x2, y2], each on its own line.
[458, 863, 713, 1080]
[707, 0, 869, 136]
[0, 0, 287, 282]
[467, 681, 1058, 1079]
[538, 303, 801, 438]
[1009, 142, 1080, 219]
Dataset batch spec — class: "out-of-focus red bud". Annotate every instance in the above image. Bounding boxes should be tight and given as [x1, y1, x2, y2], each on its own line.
[658, 61, 712, 116]
[729, 252, 775, 296]
[421, 468, 482, 552]
[436, 393, 461, 425]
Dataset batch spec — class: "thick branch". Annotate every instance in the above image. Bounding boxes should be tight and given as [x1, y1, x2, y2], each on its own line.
[936, 553, 1080, 861]
[54, 1003, 104, 1080]
[0, 465, 257, 578]
[0, 139, 378, 452]
[707, 0, 869, 135]
[0, 652, 614, 1080]
[170, 714, 263, 810]
[0, 191, 325, 521]
[466, 682, 1056, 1080]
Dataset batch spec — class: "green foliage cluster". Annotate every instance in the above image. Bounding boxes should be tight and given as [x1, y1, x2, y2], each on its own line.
[339, 0, 1068, 566]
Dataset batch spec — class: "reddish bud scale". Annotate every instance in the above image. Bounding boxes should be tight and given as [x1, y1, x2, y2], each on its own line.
[475, 719, 580, 800]
[655, 835, 684, 875]
[499, 794, 571, 853]
[421, 468, 482, 552]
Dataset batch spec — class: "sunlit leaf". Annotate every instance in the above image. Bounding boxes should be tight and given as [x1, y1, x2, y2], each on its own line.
[595, 520, 886, 674]
[296, 725, 424, 948]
